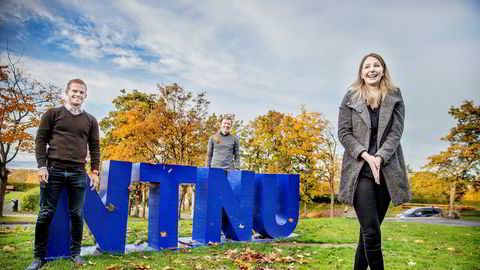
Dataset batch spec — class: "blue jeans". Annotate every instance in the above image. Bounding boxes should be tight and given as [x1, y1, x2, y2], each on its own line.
[34, 167, 87, 258]
[353, 174, 391, 270]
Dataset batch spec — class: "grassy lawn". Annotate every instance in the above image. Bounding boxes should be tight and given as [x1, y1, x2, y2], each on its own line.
[4, 190, 27, 202]
[0, 215, 37, 223]
[1, 218, 479, 269]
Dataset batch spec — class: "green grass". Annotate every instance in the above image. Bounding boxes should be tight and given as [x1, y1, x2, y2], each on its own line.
[461, 216, 480, 221]
[4, 190, 27, 202]
[1, 218, 479, 269]
[0, 215, 37, 223]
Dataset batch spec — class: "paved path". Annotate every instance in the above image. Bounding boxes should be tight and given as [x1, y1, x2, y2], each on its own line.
[385, 217, 480, 226]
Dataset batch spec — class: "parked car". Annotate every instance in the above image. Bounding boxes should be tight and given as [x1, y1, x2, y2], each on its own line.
[396, 207, 443, 218]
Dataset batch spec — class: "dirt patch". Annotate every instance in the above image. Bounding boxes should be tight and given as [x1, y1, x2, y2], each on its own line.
[273, 242, 356, 248]
[300, 209, 345, 218]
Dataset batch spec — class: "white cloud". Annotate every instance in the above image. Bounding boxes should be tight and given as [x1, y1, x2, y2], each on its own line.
[2, 0, 479, 170]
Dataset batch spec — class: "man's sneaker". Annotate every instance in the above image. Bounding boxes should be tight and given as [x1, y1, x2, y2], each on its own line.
[71, 255, 86, 266]
[25, 259, 44, 270]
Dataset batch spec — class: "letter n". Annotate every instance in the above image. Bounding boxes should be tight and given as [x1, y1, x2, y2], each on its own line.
[46, 160, 132, 258]
[193, 168, 254, 244]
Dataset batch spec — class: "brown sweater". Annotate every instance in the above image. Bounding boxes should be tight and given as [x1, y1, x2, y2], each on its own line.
[35, 106, 100, 171]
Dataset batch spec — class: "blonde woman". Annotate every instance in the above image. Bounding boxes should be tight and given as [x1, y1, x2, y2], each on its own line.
[205, 116, 240, 170]
[338, 53, 411, 269]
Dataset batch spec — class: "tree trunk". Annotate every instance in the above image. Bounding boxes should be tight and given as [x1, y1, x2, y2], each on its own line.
[179, 185, 189, 212]
[329, 175, 334, 218]
[303, 202, 307, 217]
[141, 188, 147, 219]
[448, 181, 456, 217]
[0, 165, 8, 217]
[191, 187, 195, 219]
[128, 196, 133, 216]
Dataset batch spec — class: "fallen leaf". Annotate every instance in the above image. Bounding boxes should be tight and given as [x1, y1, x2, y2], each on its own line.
[414, 240, 424, 243]
[408, 261, 416, 266]
[273, 247, 283, 253]
[447, 247, 455, 251]
[2, 245, 15, 252]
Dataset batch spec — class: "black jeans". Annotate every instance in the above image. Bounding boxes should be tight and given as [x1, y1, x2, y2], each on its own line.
[353, 174, 391, 270]
[34, 167, 87, 258]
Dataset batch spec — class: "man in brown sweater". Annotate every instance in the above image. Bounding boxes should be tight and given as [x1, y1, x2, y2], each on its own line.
[26, 79, 100, 270]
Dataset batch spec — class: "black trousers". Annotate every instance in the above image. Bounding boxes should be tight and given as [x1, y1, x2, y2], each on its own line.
[353, 174, 391, 270]
[34, 167, 87, 258]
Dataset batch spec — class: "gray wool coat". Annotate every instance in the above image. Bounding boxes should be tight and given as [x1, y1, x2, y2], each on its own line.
[337, 88, 411, 206]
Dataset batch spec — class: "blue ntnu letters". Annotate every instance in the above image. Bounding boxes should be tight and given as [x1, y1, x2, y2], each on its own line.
[46, 161, 299, 258]
[193, 168, 255, 243]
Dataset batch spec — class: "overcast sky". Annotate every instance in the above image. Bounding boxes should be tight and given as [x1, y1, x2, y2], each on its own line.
[1, 0, 479, 170]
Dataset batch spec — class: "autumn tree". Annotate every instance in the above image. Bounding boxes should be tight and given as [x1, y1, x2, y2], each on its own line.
[100, 84, 216, 217]
[425, 101, 479, 216]
[410, 171, 450, 202]
[321, 127, 340, 217]
[0, 55, 61, 216]
[239, 111, 285, 173]
[240, 108, 331, 216]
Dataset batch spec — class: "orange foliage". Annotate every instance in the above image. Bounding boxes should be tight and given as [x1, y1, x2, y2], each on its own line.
[239, 107, 338, 204]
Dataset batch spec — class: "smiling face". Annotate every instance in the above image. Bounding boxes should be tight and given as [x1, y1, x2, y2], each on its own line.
[66, 82, 87, 107]
[360, 56, 384, 89]
[220, 118, 233, 135]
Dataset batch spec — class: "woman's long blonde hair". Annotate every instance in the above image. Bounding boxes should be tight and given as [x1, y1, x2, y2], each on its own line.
[350, 53, 397, 108]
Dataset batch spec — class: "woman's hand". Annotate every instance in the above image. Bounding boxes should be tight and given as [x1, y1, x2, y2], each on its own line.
[361, 152, 381, 184]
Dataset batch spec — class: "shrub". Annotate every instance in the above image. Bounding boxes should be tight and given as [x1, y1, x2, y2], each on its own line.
[11, 183, 38, 192]
[20, 187, 41, 212]
[410, 196, 449, 204]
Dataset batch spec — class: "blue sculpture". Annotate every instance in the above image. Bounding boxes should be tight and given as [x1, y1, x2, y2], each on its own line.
[193, 168, 255, 244]
[136, 163, 196, 250]
[252, 174, 300, 238]
[83, 160, 132, 253]
[45, 161, 300, 258]
[45, 189, 70, 259]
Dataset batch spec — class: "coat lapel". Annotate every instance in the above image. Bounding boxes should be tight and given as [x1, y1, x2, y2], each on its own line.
[377, 92, 396, 149]
[351, 98, 371, 129]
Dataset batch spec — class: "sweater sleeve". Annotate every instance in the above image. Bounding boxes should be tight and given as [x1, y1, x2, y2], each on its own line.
[88, 115, 101, 171]
[234, 136, 240, 169]
[35, 109, 53, 168]
[205, 137, 214, 167]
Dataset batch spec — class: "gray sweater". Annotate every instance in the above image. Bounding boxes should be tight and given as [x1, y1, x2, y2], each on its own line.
[205, 133, 240, 169]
